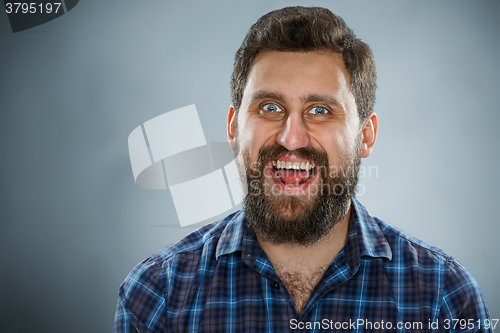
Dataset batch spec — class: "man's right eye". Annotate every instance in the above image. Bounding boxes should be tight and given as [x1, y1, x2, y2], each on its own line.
[261, 103, 283, 113]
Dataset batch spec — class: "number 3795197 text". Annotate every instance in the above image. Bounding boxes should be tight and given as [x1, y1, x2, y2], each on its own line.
[5, 3, 62, 14]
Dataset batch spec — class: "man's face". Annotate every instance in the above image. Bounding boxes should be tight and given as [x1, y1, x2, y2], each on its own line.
[228, 50, 372, 245]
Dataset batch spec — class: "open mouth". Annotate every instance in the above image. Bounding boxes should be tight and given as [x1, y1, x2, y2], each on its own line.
[271, 159, 316, 186]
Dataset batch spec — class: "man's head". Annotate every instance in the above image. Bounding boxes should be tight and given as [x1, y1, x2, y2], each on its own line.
[227, 7, 378, 245]
[231, 6, 376, 122]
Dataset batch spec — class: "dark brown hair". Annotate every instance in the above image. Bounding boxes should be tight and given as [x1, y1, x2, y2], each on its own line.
[231, 6, 376, 121]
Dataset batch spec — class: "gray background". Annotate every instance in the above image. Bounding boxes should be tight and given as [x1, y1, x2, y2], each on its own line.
[1, 0, 498, 331]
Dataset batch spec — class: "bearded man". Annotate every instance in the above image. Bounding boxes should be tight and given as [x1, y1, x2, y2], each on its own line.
[113, 6, 491, 332]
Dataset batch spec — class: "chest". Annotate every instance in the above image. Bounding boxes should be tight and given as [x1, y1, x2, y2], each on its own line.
[274, 267, 326, 315]
[164, 261, 427, 333]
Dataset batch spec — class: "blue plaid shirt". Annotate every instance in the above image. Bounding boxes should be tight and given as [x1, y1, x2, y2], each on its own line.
[113, 199, 492, 332]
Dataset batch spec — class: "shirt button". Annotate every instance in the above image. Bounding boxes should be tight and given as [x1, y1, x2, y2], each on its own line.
[274, 282, 280, 289]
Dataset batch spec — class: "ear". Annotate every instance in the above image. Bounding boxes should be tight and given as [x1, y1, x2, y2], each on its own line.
[360, 112, 378, 158]
[227, 104, 237, 150]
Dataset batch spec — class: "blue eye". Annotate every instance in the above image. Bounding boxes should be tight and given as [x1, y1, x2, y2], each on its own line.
[262, 103, 283, 113]
[308, 106, 328, 115]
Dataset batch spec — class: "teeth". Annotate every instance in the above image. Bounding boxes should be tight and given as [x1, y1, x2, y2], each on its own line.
[273, 159, 316, 171]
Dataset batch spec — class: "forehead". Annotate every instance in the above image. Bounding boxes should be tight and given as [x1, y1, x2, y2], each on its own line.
[242, 50, 354, 108]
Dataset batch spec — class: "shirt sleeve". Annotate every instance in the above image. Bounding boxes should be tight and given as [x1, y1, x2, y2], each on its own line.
[112, 257, 167, 333]
[437, 258, 492, 332]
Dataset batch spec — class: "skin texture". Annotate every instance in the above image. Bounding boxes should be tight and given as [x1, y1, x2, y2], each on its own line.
[227, 50, 378, 315]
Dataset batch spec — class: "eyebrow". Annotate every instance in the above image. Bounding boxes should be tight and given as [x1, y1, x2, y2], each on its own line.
[302, 94, 344, 109]
[249, 91, 286, 103]
[249, 91, 345, 110]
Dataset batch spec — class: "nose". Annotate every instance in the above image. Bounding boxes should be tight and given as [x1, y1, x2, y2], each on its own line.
[276, 113, 310, 151]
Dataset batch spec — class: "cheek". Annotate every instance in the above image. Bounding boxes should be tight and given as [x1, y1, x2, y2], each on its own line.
[235, 131, 262, 167]
[320, 132, 353, 166]
[236, 130, 255, 154]
[239, 122, 276, 159]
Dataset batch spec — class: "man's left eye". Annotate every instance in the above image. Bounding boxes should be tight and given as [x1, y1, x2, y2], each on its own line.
[307, 107, 328, 115]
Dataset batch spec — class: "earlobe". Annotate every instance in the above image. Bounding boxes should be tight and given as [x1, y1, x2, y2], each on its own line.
[360, 112, 378, 158]
[227, 105, 237, 150]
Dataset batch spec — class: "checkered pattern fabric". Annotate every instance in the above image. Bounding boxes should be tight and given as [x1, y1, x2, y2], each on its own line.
[113, 199, 492, 332]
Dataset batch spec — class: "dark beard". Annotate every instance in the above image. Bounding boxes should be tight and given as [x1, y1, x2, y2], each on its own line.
[241, 142, 361, 246]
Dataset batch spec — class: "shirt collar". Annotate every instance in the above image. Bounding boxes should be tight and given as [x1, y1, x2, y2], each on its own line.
[344, 199, 392, 273]
[215, 199, 392, 265]
[215, 210, 246, 259]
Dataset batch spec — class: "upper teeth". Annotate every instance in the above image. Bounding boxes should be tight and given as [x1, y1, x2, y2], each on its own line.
[272, 160, 315, 171]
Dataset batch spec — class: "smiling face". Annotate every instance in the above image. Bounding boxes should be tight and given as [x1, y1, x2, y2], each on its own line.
[227, 50, 377, 245]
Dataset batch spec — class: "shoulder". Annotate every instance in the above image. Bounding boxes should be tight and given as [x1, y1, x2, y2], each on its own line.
[151, 215, 232, 263]
[440, 258, 491, 322]
[115, 211, 241, 331]
[373, 216, 473, 284]
[121, 209, 243, 288]
[372, 217, 490, 322]
[373, 216, 452, 264]
[137, 210, 241, 277]
[121, 217, 227, 289]
[116, 220, 226, 305]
